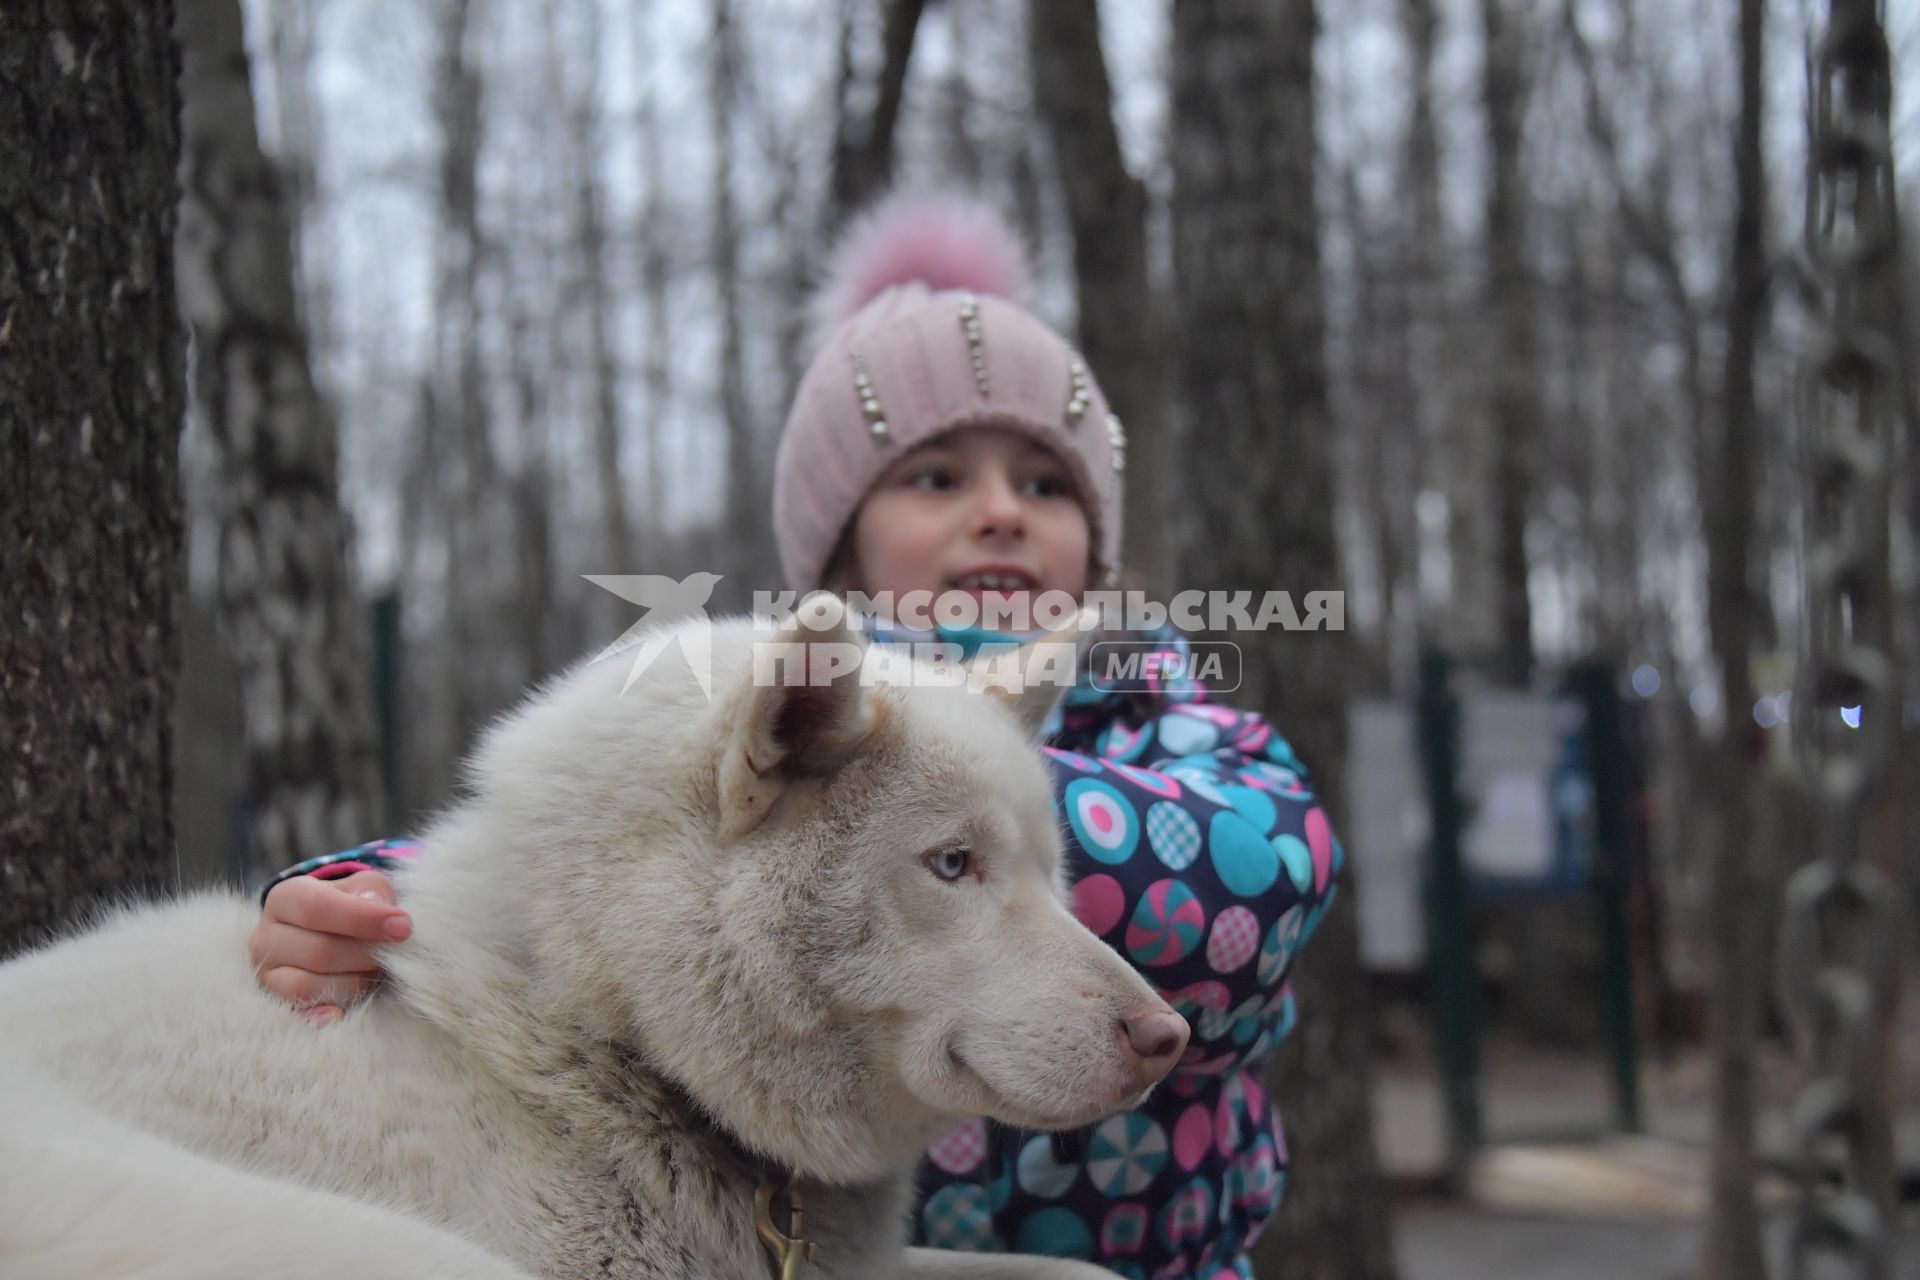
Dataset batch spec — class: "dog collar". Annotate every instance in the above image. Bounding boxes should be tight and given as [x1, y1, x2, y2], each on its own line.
[753, 1181, 816, 1279]
[606, 1042, 817, 1276]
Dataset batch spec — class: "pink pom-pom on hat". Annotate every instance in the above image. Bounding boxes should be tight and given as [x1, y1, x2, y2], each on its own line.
[809, 194, 1033, 347]
[775, 193, 1124, 593]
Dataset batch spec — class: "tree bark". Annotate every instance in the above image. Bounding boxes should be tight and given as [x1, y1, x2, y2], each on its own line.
[502, 215, 557, 686]
[563, 0, 631, 592]
[261, 0, 330, 365]
[710, 0, 765, 603]
[1400, 0, 1447, 652]
[0, 1, 185, 955]
[1479, 0, 1540, 685]
[432, 0, 494, 782]
[631, 0, 671, 556]
[1699, 0, 1768, 1275]
[1026, 0, 1167, 582]
[1168, 2, 1398, 1277]
[175, 0, 384, 877]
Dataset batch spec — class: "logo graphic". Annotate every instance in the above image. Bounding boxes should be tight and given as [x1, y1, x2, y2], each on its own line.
[1087, 641, 1242, 694]
[584, 572, 723, 698]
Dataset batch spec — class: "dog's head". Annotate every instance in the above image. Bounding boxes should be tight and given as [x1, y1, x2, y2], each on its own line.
[467, 596, 1185, 1183]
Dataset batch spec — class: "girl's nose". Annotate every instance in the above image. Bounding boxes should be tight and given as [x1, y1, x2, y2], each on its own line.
[971, 470, 1026, 538]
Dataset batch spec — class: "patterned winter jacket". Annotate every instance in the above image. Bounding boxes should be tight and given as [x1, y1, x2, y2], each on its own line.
[264, 629, 1340, 1280]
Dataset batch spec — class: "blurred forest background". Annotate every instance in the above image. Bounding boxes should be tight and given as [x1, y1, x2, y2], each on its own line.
[5, 0, 1918, 1276]
[169, 0, 1920, 943]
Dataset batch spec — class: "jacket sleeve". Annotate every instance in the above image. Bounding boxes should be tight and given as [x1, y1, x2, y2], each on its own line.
[1050, 698, 1343, 980]
[258, 838, 423, 906]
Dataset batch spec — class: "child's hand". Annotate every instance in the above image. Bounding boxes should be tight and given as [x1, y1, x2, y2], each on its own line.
[248, 871, 412, 1026]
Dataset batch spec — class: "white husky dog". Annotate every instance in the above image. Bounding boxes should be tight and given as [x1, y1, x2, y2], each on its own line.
[0, 598, 1187, 1279]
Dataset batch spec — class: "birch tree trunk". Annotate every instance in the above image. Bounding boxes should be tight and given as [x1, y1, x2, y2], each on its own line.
[1, 0, 185, 954]
[1167, 2, 1398, 1276]
[1026, 0, 1168, 583]
[175, 0, 383, 877]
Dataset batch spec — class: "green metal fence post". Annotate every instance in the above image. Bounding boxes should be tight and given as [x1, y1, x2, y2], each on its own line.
[1575, 658, 1643, 1133]
[1417, 647, 1482, 1188]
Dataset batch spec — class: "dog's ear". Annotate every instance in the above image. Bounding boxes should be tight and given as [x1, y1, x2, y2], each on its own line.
[976, 661, 1071, 740]
[965, 606, 1094, 741]
[718, 593, 874, 837]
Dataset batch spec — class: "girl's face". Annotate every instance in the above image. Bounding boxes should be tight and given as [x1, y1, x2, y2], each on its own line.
[847, 427, 1091, 614]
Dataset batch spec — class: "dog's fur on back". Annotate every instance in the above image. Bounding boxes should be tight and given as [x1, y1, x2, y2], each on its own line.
[0, 601, 1183, 1280]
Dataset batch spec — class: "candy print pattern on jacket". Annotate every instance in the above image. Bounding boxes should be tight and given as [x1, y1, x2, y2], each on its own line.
[915, 670, 1340, 1280]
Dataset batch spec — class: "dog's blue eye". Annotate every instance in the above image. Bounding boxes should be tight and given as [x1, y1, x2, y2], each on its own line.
[926, 846, 971, 882]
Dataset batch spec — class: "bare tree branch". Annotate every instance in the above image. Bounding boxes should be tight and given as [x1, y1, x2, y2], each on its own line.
[1560, 0, 1700, 329]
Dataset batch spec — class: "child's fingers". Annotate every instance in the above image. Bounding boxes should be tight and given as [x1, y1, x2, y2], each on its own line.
[327, 868, 399, 907]
[262, 872, 410, 944]
[259, 965, 380, 1011]
[251, 920, 383, 978]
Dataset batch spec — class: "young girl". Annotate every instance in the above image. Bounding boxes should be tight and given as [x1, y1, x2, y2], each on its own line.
[249, 196, 1339, 1280]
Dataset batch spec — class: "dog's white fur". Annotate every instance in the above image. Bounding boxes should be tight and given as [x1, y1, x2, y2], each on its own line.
[0, 603, 1181, 1279]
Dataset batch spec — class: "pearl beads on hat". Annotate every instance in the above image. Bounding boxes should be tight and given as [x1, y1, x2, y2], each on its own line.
[851, 351, 889, 441]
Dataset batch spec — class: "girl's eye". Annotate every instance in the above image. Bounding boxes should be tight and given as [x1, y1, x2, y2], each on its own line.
[1022, 473, 1073, 499]
[906, 467, 958, 492]
[925, 846, 972, 882]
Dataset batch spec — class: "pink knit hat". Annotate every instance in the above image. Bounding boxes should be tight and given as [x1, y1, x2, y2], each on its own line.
[773, 194, 1125, 592]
